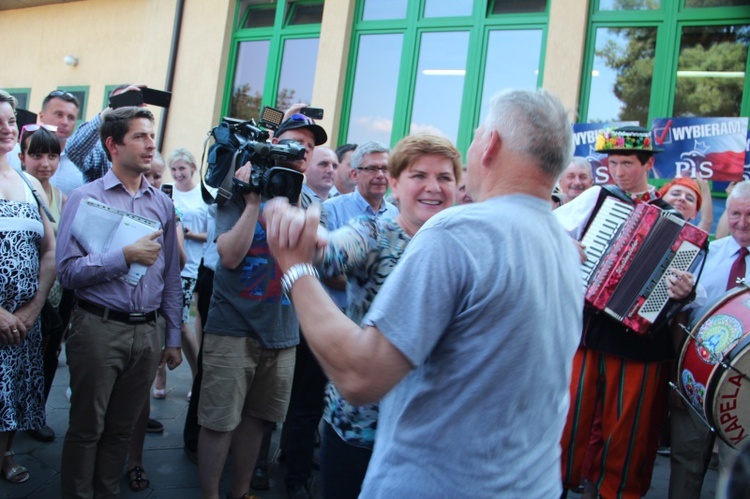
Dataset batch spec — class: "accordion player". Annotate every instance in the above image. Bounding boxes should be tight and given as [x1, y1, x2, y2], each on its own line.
[577, 185, 709, 335]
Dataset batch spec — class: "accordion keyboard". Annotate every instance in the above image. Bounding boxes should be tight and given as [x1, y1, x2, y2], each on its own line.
[579, 197, 634, 287]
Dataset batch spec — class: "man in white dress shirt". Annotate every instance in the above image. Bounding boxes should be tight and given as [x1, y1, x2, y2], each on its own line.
[668, 180, 750, 499]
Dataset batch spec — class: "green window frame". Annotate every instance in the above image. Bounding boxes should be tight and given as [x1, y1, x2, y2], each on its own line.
[57, 85, 89, 125]
[579, 0, 750, 234]
[339, 0, 550, 153]
[223, 0, 323, 121]
[5, 88, 31, 111]
[578, 0, 750, 125]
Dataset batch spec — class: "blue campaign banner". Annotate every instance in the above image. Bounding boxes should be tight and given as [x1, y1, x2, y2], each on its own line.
[650, 117, 748, 181]
[572, 122, 638, 184]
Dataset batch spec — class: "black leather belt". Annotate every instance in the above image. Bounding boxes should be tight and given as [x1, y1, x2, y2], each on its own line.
[78, 299, 157, 324]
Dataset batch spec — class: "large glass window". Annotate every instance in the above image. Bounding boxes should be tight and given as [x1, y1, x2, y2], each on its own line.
[229, 40, 271, 120]
[342, 0, 548, 151]
[580, 1, 750, 235]
[479, 29, 544, 121]
[410, 31, 470, 141]
[580, 3, 750, 125]
[673, 24, 749, 118]
[346, 34, 404, 145]
[586, 26, 657, 124]
[227, 1, 321, 122]
[277, 38, 319, 108]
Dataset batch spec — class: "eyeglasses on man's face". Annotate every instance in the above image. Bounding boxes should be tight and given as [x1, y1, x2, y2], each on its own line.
[357, 165, 388, 174]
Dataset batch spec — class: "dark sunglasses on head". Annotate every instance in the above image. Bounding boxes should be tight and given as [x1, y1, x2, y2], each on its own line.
[47, 90, 76, 100]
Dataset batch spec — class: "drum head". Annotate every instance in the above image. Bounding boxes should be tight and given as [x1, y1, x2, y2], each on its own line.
[678, 285, 750, 423]
[707, 336, 750, 449]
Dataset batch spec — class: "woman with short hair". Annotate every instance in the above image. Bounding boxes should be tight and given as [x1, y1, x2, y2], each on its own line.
[315, 134, 461, 499]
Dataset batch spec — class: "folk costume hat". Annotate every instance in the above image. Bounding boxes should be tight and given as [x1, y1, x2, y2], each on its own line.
[594, 125, 663, 155]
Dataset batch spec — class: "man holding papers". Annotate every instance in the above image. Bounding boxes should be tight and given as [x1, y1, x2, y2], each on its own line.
[56, 107, 182, 498]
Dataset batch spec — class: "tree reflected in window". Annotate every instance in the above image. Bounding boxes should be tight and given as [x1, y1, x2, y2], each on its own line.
[588, 26, 657, 124]
[673, 25, 749, 117]
[599, 0, 660, 10]
[229, 40, 270, 121]
[276, 38, 319, 108]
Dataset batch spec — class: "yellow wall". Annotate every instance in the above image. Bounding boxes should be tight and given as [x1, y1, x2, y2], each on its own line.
[0, 0, 234, 176]
[544, 0, 589, 119]
[312, 0, 356, 147]
[1, 0, 175, 121]
[162, 0, 236, 158]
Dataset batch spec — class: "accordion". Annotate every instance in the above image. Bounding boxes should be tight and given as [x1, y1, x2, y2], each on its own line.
[580, 196, 709, 335]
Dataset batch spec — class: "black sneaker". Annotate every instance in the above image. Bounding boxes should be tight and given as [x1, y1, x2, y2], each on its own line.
[28, 425, 55, 442]
[146, 418, 164, 433]
[250, 466, 270, 490]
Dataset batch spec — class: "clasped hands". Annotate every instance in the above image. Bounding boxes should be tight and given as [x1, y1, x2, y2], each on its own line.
[263, 198, 328, 273]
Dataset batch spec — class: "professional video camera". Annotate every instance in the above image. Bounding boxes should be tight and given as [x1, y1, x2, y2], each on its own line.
[204, 107, 306, 204]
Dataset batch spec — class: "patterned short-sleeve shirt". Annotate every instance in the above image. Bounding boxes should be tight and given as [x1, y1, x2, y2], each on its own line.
[318, 216, 411, 448]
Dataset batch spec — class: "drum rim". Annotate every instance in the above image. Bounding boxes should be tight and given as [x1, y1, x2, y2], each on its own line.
[677, 285, 750, 406]
[705, 332, 750, 447]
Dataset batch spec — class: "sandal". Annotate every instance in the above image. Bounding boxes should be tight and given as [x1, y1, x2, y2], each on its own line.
[2, 451, 29, 484]
[127, 465, 150, 492]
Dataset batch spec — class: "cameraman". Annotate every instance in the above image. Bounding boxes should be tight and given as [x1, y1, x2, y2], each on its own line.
[197, 114, 327, 499]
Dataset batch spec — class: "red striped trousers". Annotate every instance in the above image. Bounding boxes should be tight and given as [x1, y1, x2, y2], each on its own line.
[560, 347, 669, 499]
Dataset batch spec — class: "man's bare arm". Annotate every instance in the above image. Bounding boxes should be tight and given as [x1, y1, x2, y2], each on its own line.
[290, 275, 412, 406]
[265, 200, 412, 405]
[216, 164, 261, 269]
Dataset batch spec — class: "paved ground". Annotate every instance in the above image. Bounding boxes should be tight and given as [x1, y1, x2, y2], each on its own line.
[0, 348, 718, 498]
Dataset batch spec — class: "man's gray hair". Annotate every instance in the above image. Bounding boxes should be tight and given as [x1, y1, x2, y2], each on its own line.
[727, 180, 750, 208]
[350, 141, 389, 171]
[483, 89, 573, 178]
[569, 156, 591, 171]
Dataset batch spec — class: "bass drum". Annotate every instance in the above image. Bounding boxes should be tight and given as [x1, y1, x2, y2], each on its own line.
[678, 284, 750, 449]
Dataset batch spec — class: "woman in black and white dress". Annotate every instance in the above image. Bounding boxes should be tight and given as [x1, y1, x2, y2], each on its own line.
[0, 90, 56, 484]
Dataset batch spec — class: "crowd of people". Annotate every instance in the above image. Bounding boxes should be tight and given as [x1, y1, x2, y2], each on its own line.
[0, 85, 748, 499]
